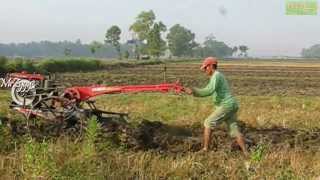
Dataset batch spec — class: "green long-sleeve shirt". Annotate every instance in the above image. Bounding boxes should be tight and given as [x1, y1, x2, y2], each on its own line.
[192, 71, 238, 110]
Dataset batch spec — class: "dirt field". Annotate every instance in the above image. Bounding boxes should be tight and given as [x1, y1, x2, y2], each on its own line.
[62, 60, 320, 96]
[1, 59, 320, 179]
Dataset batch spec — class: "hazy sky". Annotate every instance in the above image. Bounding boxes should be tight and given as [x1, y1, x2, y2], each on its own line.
[0, 0, 319, 56]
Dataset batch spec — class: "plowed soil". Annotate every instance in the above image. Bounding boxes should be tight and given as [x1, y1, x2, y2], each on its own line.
[5, 117, 320, 154]
[61, 62, 320, 96]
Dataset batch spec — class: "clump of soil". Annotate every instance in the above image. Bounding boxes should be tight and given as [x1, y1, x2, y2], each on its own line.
[98, 118, 320, 153]
[99, 118, 201, 153]
[5, 117, 320, 153]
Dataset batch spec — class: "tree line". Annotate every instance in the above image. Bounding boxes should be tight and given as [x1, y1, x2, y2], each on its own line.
[0, 40, 133, 59]
[107, 10, 249, 59]
[301, 44, 320, 58]
[0, 10, 250, 59]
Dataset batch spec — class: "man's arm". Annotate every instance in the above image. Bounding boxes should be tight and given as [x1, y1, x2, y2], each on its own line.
[192, 76, 216, 97]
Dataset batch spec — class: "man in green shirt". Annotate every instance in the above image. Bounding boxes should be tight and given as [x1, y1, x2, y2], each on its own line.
[185, 57, 248, 156]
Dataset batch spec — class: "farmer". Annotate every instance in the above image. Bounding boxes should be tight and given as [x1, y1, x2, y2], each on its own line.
[185, 57, 248, 156]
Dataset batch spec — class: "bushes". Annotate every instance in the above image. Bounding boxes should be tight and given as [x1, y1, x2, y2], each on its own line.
[23, 138, 57, 178]
[0, 58, 104, 73]
[37, 59, 103, 73]
[1, 58, 37, 73]
[0, 57, 163, 74]
[82, 117, 101, 157]
[0, 56, 8, 72]
[37, 59, 101, 72]
[7, 59, 37, 73]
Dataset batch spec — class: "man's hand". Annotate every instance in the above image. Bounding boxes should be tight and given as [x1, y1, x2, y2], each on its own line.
[184, 87, 193, 95]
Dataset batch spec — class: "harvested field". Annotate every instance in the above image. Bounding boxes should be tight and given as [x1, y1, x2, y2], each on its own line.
[61, 60, 320, 96]
[0, 59, 320, 179]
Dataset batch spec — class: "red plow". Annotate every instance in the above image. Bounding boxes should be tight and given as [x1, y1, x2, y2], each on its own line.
[8, 71, 185, 124]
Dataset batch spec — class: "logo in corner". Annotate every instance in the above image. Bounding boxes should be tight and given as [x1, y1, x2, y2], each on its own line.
[286, 0, 318, 15]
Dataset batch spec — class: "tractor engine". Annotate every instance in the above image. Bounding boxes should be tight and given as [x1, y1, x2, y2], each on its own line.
[9, 71, 61, 107]
[8, 72, 76, 121]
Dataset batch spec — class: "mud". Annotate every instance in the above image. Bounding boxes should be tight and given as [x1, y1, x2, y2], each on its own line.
[6, 117, 320, 153]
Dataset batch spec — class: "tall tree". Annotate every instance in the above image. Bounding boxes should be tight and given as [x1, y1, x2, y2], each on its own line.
[105, 25, 122, 59]
[202, 35, 233, 58]
[130, 10, 156, 42]
[166, 24, 197, 57]
[147, 22, 167, 58]
[130, 10, 166, 58]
